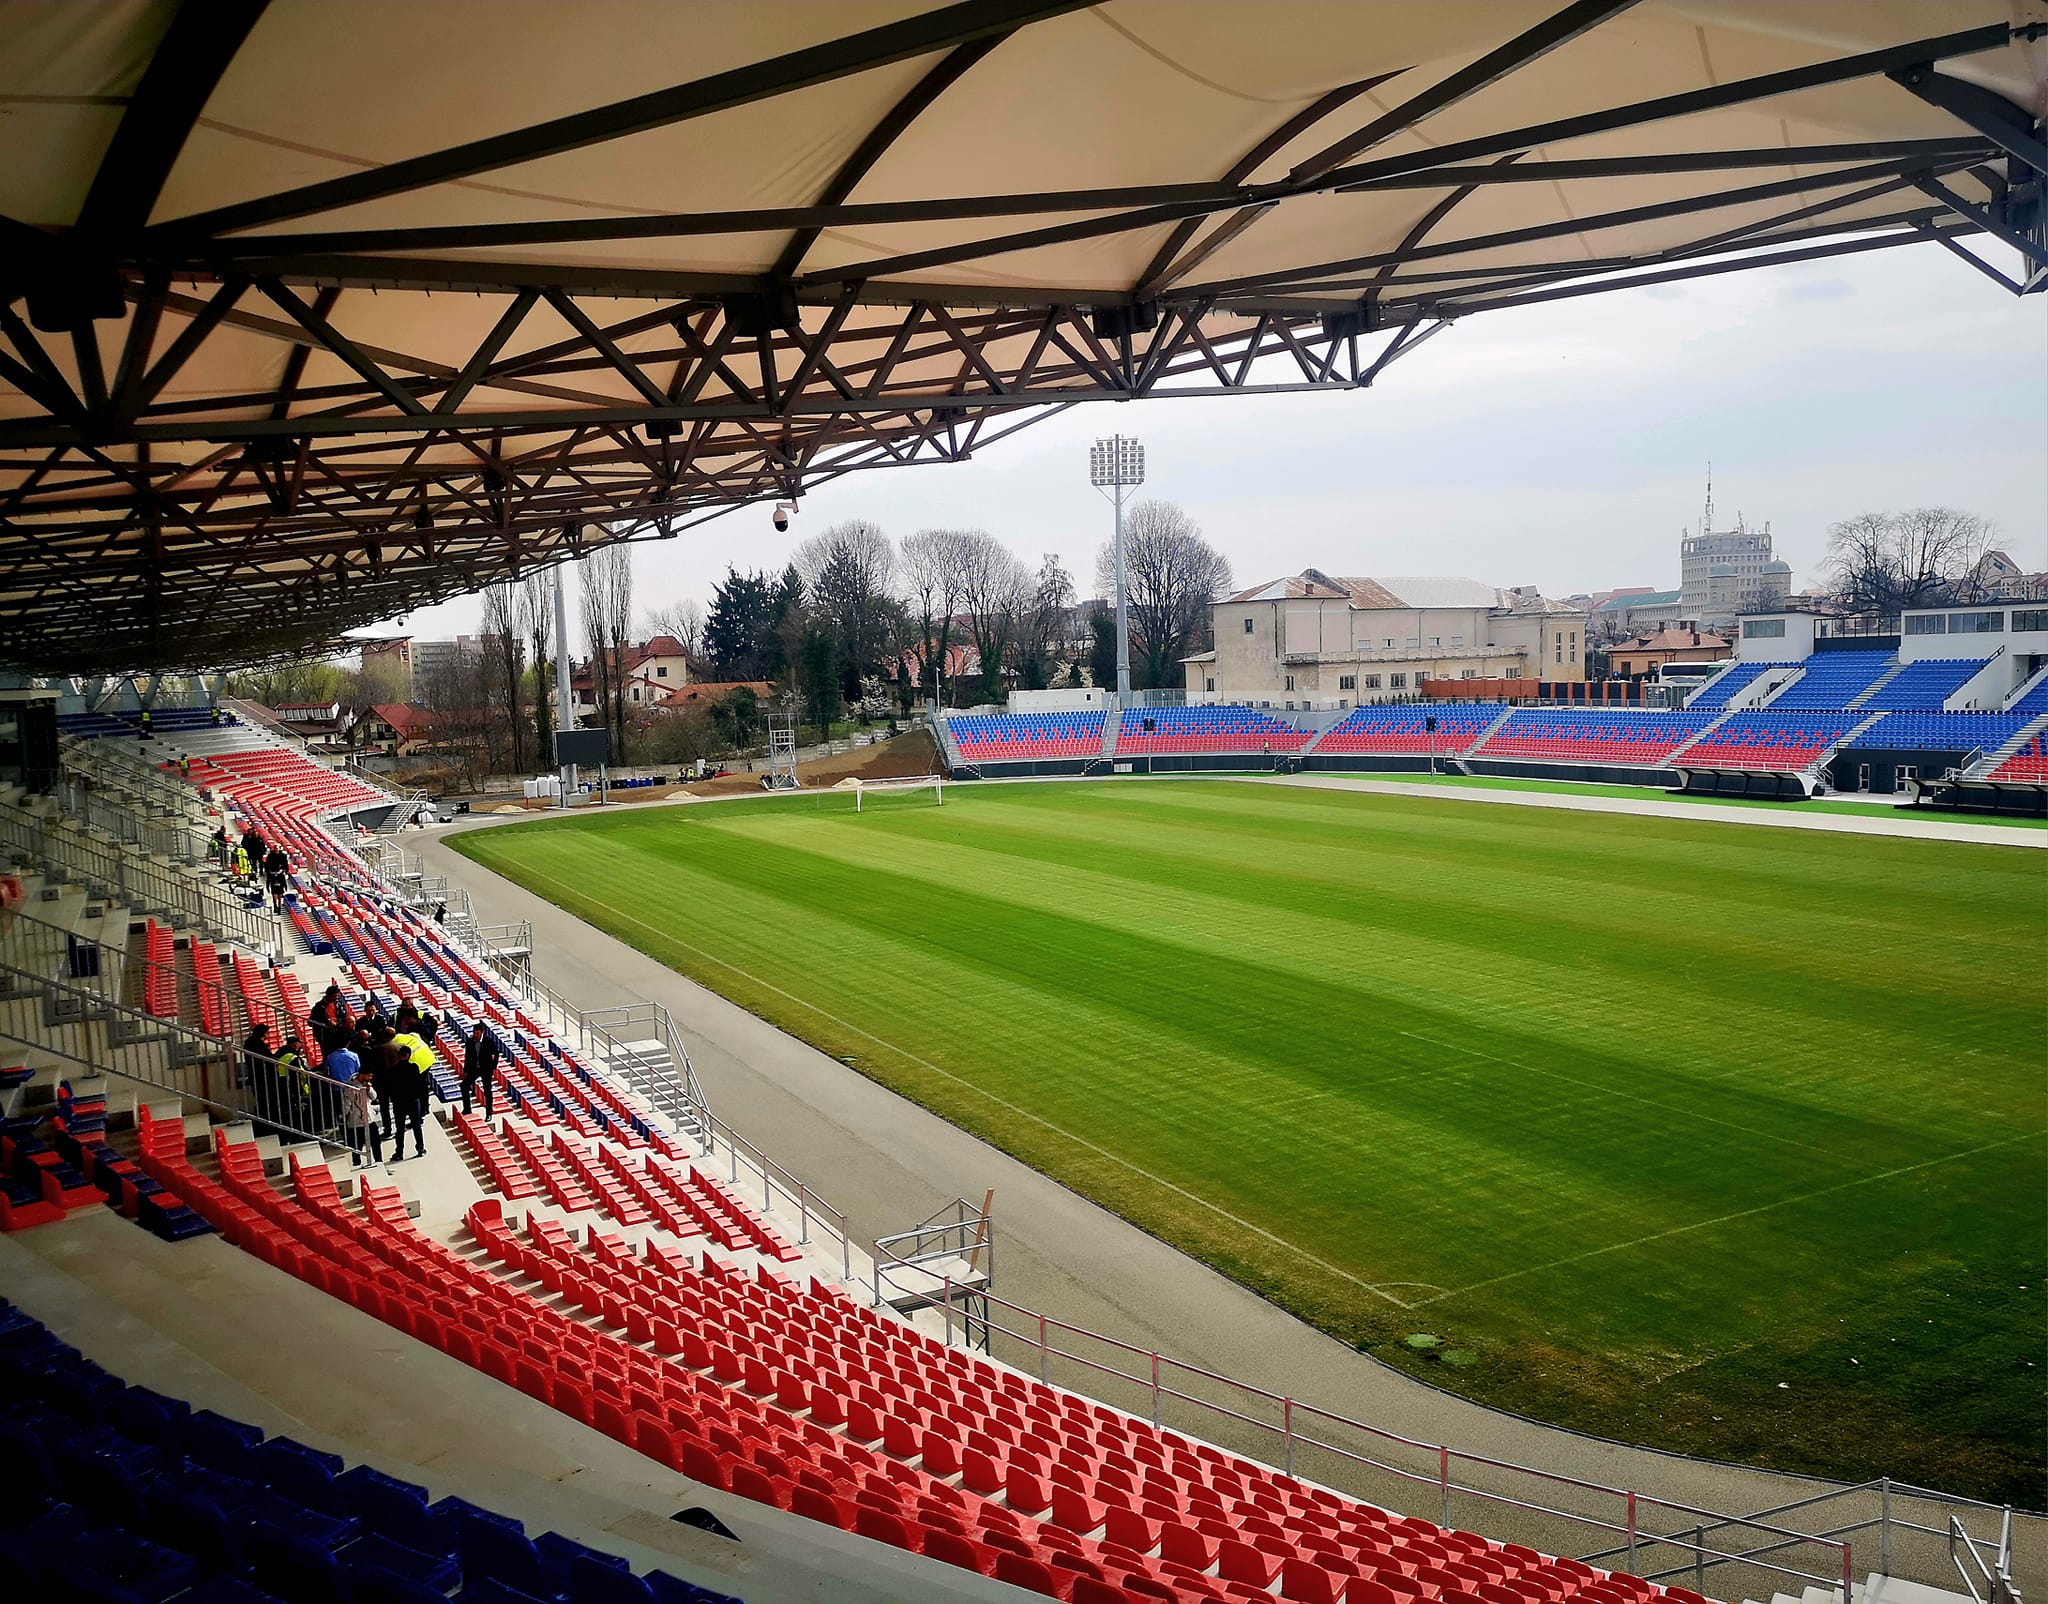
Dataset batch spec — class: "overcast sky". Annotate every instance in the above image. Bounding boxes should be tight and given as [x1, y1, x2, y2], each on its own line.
[392, 238, 2047, 648]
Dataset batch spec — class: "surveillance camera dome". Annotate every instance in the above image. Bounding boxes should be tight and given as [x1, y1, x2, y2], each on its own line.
[772, 508, 789, 532]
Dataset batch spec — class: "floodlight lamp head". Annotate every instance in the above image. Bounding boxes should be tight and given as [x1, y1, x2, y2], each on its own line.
[1089, 435, 1145, 488]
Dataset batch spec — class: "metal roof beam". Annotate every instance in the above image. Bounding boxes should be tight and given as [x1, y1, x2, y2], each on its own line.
[152, 0, 1094, 240]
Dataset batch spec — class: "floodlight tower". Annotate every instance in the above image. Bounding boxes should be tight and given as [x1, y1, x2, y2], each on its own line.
[1089, 435, 1145, 700]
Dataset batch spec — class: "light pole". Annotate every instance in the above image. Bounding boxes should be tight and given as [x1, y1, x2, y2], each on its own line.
[1089, 435, 1144, 700]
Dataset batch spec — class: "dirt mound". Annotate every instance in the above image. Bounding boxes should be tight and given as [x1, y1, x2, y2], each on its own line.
[680, 728, 941, 798]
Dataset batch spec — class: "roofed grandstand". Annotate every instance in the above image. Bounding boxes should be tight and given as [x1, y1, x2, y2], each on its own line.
[3, 708, 1802, 1604]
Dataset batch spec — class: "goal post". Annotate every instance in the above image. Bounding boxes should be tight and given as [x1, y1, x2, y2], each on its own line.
[852, 774, 944, 813]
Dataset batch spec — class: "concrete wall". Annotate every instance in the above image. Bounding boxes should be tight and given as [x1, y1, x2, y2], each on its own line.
[1734, 613, 1817, 661]
[1008, 687, 1110, 713]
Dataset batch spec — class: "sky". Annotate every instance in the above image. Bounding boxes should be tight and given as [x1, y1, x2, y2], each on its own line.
[390, 238, 2048, 649]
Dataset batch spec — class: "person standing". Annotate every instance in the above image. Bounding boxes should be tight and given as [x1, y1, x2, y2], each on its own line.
[238, 1023, 274, 1113]
[241, 825, 265, 867]
[264, 847, 289, 915]
[387, 1027, 435, 1161]
[460, 1020, 500, 1118]
[232, 842, 251, 885]
[367, 1021, 399, 1145]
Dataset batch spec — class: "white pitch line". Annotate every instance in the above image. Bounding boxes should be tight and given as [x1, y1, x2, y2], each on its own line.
[1413, 1129, 2042, 1307]
[507, 860, 1423, 1312]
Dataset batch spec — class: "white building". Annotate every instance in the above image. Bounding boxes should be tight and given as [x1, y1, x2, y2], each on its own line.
[1185, 572, 1587, 707]
[1678, 482, 1791, 622]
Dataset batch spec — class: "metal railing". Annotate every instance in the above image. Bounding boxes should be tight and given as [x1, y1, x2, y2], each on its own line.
[886, 1261, 1869, 1602]
[576, 997, 855, 1280]
[0, 800, 274, 951]
[58, 733, 208, 821]
[1951, 1509, 2021, 1604]
[0, 948, 353, 1156]
[1581, 1477, 2025, 1604]
[55, 775, 209, 868]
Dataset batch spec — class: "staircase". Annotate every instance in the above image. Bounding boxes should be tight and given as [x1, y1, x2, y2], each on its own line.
[1743, 1577, 1985, 1604]
[1665, 709, 1737, 765]
[584, 1004, 709, 1151]
[1801, 713, 1887, 792]
[1962, 712, 2048, 779]
[1847, 660, 1907, 710]
[1100, 704, 1122, 761]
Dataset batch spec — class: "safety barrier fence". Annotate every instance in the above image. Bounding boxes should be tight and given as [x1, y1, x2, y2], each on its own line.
[0, 946, 357, 1157]
[0, 800, 273, 952]
[880, 1260, 1929, 1604]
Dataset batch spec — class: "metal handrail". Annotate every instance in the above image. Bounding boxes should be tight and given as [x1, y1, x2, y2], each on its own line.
[881, 1258, 1859, 1600]
[0, 799, 273, 952]
[0, 951, 355, 1156]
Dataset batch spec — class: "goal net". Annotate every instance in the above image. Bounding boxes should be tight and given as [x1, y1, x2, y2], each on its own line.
[850, 774, 944, 813]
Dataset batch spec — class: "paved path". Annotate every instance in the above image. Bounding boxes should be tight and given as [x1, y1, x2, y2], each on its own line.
[409, 815, 2041, 1593]
[1240, 773, 2047, 848]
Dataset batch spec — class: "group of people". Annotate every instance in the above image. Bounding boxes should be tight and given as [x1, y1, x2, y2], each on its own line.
[209, 822, 293, 914]
[236, 981, 503, 1170]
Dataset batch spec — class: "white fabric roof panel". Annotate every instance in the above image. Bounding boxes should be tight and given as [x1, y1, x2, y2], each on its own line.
[0, 0, 2041, 672]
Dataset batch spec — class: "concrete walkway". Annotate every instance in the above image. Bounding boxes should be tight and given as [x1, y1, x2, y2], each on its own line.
[1240, 773, 2047, 848]
[406, 813, 2040, 1595]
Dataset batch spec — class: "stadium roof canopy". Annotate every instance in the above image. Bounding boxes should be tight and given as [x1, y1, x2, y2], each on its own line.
[2, 0, 2044, 673]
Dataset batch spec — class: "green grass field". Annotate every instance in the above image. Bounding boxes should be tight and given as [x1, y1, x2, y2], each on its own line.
[452, 780, 2047, 1501]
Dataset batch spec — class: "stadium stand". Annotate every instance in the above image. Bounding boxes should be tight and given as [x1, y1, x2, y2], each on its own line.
[57, 706, 237, 740]
[1684, 661, 1789, 711]
[1470, 709, 1719, 766]
[1860, 658, 1992, 710]
[1113, 706, 1312, 756]
[1764, 652, 1895, 710]
[180, 748, 387, 818]
[1310, 705, 1501, 756]
[1, 719, 1750, 1604]
[948, 711, 1106, 762]
[1987, 735, 2048, 783]
[116, 1113, 1714, 1604]
[1850, 713, 2029, 753]
[2008, 675, 2048, 716]
[1674, 711, 1867, 772]
[0, 1298, 743, 1603]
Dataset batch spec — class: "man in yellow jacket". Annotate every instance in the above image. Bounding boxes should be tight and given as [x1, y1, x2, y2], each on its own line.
[387, 1029, 436, 1161]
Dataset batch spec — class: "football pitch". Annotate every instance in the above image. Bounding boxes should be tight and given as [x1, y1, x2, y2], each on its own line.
[451, 779, 2047, 1500]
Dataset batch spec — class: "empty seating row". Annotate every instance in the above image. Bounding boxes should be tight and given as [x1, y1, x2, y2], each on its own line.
[2009, 676, 2048, 715]
[1764, 652, 1893, 710]
[1989, 736, 2048, 782]
[1312, 707, 1501, 756]
[1470, 710, 1716, 766]
[1115, 707, 1311, 756]
[1862, 657, 1990, 710]
[0, 1296, 739, 1603]
[1675, 711, 1865, 771]
[1849, 712, 2029, 753]
[58, 706, 235, 738]
[138, 1111, 1707, 1604]
[949, 712, 1107, 760]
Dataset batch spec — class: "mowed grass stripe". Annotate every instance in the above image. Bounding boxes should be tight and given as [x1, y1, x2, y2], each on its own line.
[519, 817, 1875, 1280]
[454, 781, 2047, 1499]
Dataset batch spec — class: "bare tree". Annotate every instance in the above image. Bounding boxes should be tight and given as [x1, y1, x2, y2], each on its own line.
[956, 531, 1031, 704]
[521, 572, 554, 770]
[1826, 509, 1994, 619]
[643, 598, 705, 665]
[1094, 500, 1233, 690]
[795, 519, 896, 689]
[899, 528, 976, 706]
[578, 544, 634, 758]
[481, 581, 525, 774]
[1018, 553, 1075, 690]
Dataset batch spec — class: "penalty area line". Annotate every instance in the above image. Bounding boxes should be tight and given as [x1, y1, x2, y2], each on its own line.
[509, 860, 1422, 1312]
[1413, 1128, 2042, 1308]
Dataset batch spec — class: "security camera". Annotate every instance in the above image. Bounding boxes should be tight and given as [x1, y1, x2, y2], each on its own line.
[771, 499, 798, 533]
